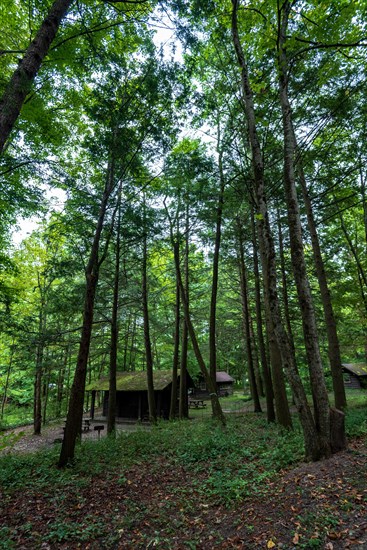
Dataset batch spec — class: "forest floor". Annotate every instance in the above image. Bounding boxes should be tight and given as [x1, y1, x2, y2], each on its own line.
[0, 406, 366, 549]
[0, 418, 151, 455]
[0, 397, 259, 456]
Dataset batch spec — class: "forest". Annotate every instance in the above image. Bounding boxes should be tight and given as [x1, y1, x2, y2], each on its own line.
[0, 0, 367, 547]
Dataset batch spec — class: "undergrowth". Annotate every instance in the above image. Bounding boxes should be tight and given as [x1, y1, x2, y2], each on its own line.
[0, 399, 366, 508]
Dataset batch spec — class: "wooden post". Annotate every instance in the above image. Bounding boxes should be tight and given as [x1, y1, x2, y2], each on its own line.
[90, 390, 96, 420]
[138, 393, 142, 421]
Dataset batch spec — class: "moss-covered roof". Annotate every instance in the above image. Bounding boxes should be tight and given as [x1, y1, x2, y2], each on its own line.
[342, 363, 367, 377]
[86, 369, 178, 392]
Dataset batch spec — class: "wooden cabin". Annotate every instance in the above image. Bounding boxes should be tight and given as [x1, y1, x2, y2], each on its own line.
[86, 369, 194, 421]
[193, 371, 235, 398]
[342, 363, 367, 390]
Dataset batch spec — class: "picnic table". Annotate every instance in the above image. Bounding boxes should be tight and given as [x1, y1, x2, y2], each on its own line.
[188, 399, 207, 409]
[62, 418, 91, 434]
[83, 419, 91, 432]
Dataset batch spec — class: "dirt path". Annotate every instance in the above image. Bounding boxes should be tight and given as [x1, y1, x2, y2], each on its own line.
[0, 418, 149, 455]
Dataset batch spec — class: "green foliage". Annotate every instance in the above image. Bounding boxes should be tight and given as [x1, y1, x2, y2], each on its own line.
[345, 408, 367, 438]
[0, 527, 15, 550]
[47, 517, 107, 543]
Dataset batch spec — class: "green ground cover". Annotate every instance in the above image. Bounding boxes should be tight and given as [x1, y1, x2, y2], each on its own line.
[0, 390, 366, 548]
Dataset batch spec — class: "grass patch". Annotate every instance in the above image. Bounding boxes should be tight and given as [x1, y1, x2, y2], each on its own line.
[0, 397, 366, 549]
[0, 400, 365, 499]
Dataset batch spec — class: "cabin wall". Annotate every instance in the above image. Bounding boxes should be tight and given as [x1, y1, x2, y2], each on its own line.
[343, 373, 362, 389]
[218, 382, 234, 396]
[192, 382, 234, 398]
[102, 389, 173, 420]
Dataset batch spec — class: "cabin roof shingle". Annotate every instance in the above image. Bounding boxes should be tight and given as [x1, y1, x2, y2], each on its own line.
[86, 369, 178, 392]
[216, 371, 235, 383]
[342, 363, 367, 377]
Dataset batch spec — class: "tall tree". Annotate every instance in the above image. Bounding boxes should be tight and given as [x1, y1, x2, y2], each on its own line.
[107, 188, 122, 435]
[141, 195, 156, 423]
[276, 0, 345, 454]
[231, 0, 329, 460]
[236, 221, 262, 413]
[58, 144, 117, 467]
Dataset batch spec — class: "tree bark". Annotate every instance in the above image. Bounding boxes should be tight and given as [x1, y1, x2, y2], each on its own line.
[298, 170, 346, 410]
[0, 0, 74, 153]
[34, 299, 46, 435]
[251, 210, 275, 422]
[170, 279, 180, 420]
[173, 241, 226, 426]
[107, 189, 122, 435]
[265, 314, 293, 428]
[56, 343, 69, 418]
[142, 200, 156, 423]
[237, 224, 262, 412]
[360, 165, 367, 247]
[0, 341, 15, 420]
[277, 209, 296, 356]
[58, 153, 115, 468]
[277, 1, 345, 456]
[231, 0, 326, 460]
[179, 213, 190, 420]
[209, 144, 225, 387]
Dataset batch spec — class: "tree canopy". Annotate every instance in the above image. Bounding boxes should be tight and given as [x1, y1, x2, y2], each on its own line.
[1, 0, 367, 463]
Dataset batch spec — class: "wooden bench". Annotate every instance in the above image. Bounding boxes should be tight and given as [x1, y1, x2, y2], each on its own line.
[62, 419, 91, 434]
[188, 399, 207, 409]
[94, 425, 104, 439]
[83, 419, 91, 432]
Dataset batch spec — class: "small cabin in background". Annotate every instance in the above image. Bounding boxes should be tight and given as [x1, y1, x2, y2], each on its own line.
[193, 371, 235, 398]
[86, 369, 194, 421]
[342, 363, 367, 390]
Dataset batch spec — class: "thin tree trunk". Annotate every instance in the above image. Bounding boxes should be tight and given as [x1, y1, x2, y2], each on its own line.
[209, 144, 225, 387]
[122, 314, 131, 371]
[56, 343, 69, 418]
[266, 315, 293, 428]
[130, 317, 137, 371]
[237, 225, 262, 412]
[42, 353, 51, 425]
[251, 210, 275, 422]
[33, 339, 43, 435]
[277, 209, 296, 355]
[108, 190, 122, 435]
[58, 153, 115, 468]
[298, 171, 346, 410]
[173, 241, 226, 425]
[170, 279, 180, 420]
[360, 165, 367, 247]
[142, 201, 156, 423]
[1, 341, 15, 420]
[249, 318, 264, 397]
[179, 319, 189, 419]
[179, 215, 189, 420]
[0, 0, 73, 153]
[34, 297, 46, 435]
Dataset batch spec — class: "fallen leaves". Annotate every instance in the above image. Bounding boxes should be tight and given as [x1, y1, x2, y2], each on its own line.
[0, 436, 366, 549]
